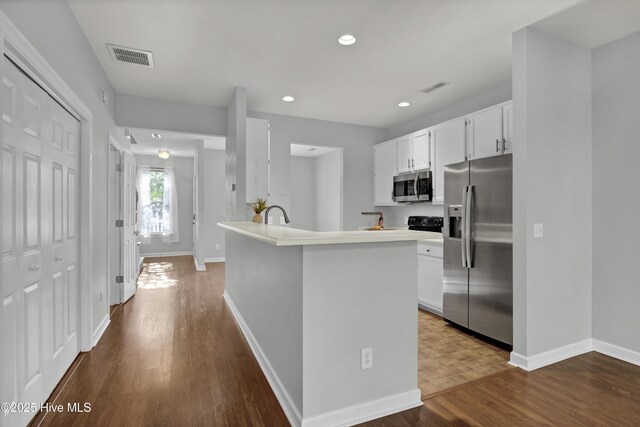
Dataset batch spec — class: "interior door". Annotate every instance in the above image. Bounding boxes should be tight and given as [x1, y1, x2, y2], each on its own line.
[122, 152, 137, 302]
[468, 154, 513, 345]
[1, 56, 80, 426]
[108, 145, 122, 304]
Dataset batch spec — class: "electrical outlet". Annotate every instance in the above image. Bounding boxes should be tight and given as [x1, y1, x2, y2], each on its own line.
[280, 216, 286, 225]
[216, 244, 221, 250]
[361, 347, 373, 370]
[533, 223, 544, 238]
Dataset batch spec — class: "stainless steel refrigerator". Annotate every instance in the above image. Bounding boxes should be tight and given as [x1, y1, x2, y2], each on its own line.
[443, 154, 512, 345]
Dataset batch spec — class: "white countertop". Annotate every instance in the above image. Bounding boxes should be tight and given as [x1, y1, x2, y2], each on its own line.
[218, 222, 443, 246]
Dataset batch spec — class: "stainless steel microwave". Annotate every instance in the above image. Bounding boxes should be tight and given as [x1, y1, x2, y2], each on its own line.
[392, 171, 432, 203]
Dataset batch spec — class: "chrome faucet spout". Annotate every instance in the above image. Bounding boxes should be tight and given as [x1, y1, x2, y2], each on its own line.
[264, 205, 290, 224]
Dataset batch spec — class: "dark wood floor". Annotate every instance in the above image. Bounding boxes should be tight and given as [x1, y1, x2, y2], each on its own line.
[31, 256, 640, 426]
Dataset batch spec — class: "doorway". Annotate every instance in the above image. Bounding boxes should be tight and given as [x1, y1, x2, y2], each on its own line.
[289, 144, 343, 231]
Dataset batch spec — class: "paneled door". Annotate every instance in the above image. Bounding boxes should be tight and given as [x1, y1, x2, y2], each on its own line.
[1, 57, 80, 427]
[122, 151, 137, 302]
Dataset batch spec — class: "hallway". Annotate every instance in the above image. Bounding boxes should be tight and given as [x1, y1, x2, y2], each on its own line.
[32, 256, 289, 426]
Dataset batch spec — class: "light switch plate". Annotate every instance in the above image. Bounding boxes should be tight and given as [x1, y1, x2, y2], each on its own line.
[533, 223, 543, 238]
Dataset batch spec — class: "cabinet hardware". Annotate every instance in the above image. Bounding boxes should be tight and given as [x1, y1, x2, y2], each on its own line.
[29, 264, 40, 272]
[502, 137, 507, 152]
[412, 158, 415, 169]
[55, 256, 63, 262]
[407, 159, 410, 169]
[496, 139, 500, 152]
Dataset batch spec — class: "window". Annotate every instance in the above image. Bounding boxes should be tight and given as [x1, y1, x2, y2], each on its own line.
[137, 166, 180, 243]
[148, 170, 165, 234]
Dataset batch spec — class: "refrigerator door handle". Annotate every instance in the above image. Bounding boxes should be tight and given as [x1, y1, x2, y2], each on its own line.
[461, 186, 468, 268]
[465, 185, 474, 268]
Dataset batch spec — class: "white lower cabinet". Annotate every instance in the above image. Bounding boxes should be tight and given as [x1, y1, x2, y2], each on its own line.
[417, 242, 443, 315]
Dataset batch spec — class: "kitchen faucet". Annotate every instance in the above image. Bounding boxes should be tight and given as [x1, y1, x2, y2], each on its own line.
[264, 205, 290, 224]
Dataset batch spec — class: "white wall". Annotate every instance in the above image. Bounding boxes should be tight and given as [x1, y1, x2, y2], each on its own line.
[0, 0, 124, 338]
[116, 93, 227, 136]
[249, 111, 386, 231]
[136, 155, 194, 256]
[290, 157, 317, 231]
[592, 31, 640, 354]
[202, 149, 227, 260]
[512, 27, 592, 360]
[315, 150, 342, 231]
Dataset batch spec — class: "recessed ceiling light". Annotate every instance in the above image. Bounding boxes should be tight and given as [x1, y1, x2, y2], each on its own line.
[158, 150, 170, 159]
[338, 34, 356, 46]
[398, 101, 411, 107]
[282, 95, 295, 102]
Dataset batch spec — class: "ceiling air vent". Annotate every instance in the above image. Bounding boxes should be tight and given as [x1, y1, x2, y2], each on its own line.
[421, 81, 449, 94]
[107, 44, 154, 68]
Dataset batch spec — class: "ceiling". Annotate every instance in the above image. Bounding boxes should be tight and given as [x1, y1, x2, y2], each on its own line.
[69, 0, 585, 128]
[128, 128, 225, 157]
[290, 144, 339, 158]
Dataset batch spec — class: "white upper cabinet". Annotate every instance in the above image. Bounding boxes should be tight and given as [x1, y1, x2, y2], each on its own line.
[411, 129, 430, 171]
[373, 139, 397, 206]
[246, 118, 270, 203]
[503, 101, 513, 154]
[396, 129, 430, 173]
[396, 134, 412, 173]
[466, 101, 513, 160]
[431, 118, 466, 205]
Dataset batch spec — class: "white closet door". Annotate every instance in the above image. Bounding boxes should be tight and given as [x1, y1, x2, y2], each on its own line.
[1, 57, 79, 427]
[122, 152, 137, 302]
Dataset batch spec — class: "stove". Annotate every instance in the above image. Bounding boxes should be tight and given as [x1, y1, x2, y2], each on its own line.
[407, 216, 443, 233]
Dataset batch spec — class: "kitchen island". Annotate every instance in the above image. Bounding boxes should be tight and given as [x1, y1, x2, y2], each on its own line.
[218, 222, 440, 427]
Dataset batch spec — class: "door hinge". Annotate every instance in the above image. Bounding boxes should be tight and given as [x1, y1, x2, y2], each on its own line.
[116, 163, 123, 172]
[115, 219, 124, 227]
[115, 275, 124, 283]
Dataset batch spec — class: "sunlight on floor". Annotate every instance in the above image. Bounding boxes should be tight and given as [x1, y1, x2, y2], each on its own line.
[137, 261, 180, 289]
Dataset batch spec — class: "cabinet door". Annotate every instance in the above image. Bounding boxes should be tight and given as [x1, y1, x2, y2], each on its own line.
[373, 140, 397, 206]
[396, 134, 412, 173]
[418, 254, 444, 314]
[467, 105, 503, 160]
[432, 118, 466, 205]
[502, 102, 513, 154]
[411, 129, 430, 171]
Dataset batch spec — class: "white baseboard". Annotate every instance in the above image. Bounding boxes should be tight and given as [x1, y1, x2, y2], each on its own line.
[92, 314, 110, 347]
[509, 339, 593, 371]
[301, 389, 422, 427]
[593, 339, 640, 366]
[204, 257, 225, 263]
[418, 300, 442, 316]
[223, 291, 303, 426]
[193, 256, 206, 271]
[142, 251, 194, 258]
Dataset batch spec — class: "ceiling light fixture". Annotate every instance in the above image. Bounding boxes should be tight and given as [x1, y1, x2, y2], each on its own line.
[151, 133, 162, 139]
[338, 34, 356, 46]
[282, 95, 295, 102]
[398, 101, 411, 107]
[158, 150, 170, 159]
